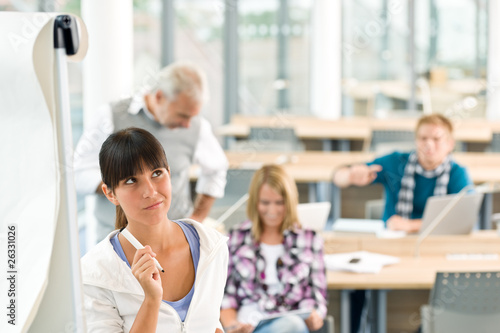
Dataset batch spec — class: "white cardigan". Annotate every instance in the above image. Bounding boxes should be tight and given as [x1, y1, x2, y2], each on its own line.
[81, 219, 228, 333]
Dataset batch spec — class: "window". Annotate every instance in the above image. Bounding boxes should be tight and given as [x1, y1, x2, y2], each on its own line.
[174, 0, 224, 125]
[239, 0, 313, 115]
[341, 0, 488, 118]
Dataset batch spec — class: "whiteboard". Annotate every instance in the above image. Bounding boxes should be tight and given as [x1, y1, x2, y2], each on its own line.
[0, 12, 87, 333]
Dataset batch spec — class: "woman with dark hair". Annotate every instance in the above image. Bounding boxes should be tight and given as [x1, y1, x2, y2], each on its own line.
[81, 127, 228, 333]
[220, 164, 327, 333]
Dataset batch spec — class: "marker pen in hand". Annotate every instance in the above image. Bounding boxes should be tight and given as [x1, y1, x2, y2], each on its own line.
[120, 227, 165, 273]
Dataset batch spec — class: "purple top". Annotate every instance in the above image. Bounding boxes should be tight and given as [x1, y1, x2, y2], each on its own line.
[110, 220, 200, 321]
[221, 220, 327, 318]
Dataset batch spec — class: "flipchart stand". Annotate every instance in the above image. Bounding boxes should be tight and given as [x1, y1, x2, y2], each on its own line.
[27, 15, 86, 332]
[54, 15, 86, 332]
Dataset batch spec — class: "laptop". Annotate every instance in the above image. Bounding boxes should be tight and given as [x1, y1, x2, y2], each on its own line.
[419, 192, 484, 235]
[297, 202, 331, 231]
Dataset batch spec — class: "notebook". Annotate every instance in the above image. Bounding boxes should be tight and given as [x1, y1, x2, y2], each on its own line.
[419, 192, 484, 235]
[297, 202, 331, 231]
[254, 309, 312, 330]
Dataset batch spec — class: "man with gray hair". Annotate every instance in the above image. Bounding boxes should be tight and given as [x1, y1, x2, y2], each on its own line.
[74, 61, 228, 244]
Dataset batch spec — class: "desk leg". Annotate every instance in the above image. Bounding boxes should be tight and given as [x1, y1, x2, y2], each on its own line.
[340, 290, 351, 333]
[377, 290, 387, 333]
[339, 139, 350, 151]
[316, 182, 330, 203]
[224, 136, 236, 150]
[308, 183, 317, 203]
[479, 192, 493, 230]
[322, 139, 333, 151]
[331, 183, 341, 222]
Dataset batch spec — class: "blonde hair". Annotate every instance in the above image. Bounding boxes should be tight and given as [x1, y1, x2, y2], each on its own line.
[246, 165, 300, 241]
[416, 114, 453, 135]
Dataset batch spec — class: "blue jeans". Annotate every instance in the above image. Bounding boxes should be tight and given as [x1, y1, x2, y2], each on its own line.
[253, 315, 309, 333]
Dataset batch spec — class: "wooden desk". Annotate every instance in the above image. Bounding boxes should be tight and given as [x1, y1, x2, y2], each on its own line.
[368, 117, 492, 143]
[220, 151, 500, 184]
[328, 256, 500, 290]
[454, 152, 500, 183]
[322, 231, 500, 333]
[342, 79, 486, 114]
[217, 115, 371, 151]
[219, 151, 376, 211]
[487, 121, 500, 133]
[217, 115, 493, 151]
[224, 151, 375, 182]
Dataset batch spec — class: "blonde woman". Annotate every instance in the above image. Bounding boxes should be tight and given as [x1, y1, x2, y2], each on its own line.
[221, 165, 327, 333]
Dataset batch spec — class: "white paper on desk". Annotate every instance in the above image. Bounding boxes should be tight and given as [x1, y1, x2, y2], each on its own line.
[332, 218, 385, 234]
[324, 251, 400, 274]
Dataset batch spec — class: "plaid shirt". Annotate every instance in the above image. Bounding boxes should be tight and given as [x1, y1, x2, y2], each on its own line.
[221, 220, 327, 318]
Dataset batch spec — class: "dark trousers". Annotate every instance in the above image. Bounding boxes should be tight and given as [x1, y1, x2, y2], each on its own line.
[350, 290, 366, 333]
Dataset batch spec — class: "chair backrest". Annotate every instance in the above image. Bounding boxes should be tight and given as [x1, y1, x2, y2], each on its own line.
[490, 133, 500, 152]
[424, 271, 500, 333]
[369, 130, 415, 154]
[365, 199, 384, 220]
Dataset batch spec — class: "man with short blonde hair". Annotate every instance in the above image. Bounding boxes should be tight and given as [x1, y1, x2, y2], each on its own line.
[333, 113, 472, 233]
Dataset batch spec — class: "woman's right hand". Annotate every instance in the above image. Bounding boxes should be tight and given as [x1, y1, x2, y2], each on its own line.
[131, 245, 163, 302]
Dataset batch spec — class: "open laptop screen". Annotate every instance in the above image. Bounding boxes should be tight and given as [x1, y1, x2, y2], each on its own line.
[297, 202, 331, 231]
[420, 192, 484, 235]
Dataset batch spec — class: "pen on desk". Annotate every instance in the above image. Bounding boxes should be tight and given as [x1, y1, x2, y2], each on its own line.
[120, 227, 165, 273]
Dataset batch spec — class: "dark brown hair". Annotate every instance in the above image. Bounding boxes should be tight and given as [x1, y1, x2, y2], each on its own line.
[99, 127, 169, 229]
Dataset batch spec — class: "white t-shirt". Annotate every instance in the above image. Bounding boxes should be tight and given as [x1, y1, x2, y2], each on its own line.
[237, 243, 285, 326]
[260, 243, 285, 295]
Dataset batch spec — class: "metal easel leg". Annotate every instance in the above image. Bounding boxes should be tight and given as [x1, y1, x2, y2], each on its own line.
[54, 15, 85, 333]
